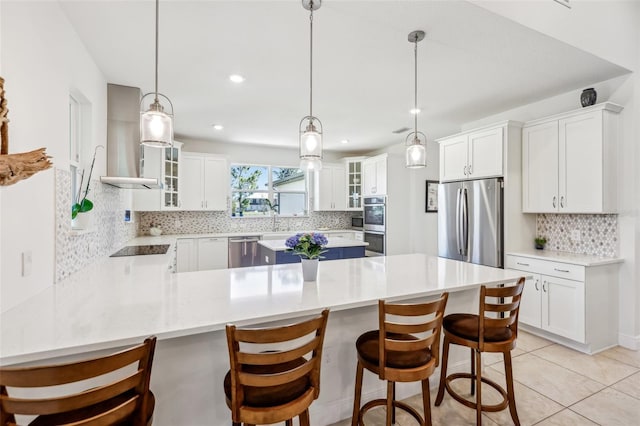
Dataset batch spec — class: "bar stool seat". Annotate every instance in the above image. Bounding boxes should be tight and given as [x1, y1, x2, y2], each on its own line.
[352, 294, 448, 426]
[435, 279, 525, 426]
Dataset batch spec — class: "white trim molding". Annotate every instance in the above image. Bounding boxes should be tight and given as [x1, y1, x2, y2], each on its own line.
[618, 332, 640, 350]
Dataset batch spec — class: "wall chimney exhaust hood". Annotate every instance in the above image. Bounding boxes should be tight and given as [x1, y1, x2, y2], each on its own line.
[100, 84, 162, 189]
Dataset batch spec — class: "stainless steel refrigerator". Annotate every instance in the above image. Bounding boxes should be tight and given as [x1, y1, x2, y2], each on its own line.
[438, 178, 503, 268]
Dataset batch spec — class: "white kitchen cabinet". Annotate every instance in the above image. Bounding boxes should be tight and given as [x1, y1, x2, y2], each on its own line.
[438, 126, 503, 182]
[177, 237, 228, 272]
[506, 253, 619, 353]
[362, 154, 387, 196]
[134, 142, 182, 211]
[314, 164, 347, 211]
[522, 102, 622, 213]
[181, 153, 228, 211]
[176, 238, 197, 273]
[344, 157, 365, 210]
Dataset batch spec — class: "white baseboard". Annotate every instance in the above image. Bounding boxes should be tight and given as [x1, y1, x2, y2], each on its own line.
[618, 332, 640, 350]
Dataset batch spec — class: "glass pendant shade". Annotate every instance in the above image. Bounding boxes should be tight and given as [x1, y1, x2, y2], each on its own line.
[405, 132, 427, 168]
[299, 117, 323, 171]
[140, 98, 173, 147]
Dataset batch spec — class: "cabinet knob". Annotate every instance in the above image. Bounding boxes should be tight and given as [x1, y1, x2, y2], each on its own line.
[463, 166, 467, 176]
[554, 268, 570, 273]
[552, 196, 557, 208]
[516, 262, 530, 267]
[534, 279, 539, 291]
[468, 164, 472, 175]
[542, 281, 547, 292]
[560, 196, 565, 208]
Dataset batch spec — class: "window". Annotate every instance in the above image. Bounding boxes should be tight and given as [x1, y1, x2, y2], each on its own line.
[230, 165, 307, 217]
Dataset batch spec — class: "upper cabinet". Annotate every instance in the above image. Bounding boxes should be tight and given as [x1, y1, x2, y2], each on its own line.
[181, 153, 228, 211]
[134, 141, 182, 211]
[438, 126, 503, 182]
[345, 157, 365, 210]
[313, 163, 347, 211]
[522, 102, 622, 213]
[362, 154, 387, 196]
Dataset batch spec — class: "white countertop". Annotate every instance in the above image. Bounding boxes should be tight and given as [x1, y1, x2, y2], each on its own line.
[1, 252, 525, 366]
[506, 249, 623, 266]
[258, 236, 368, 251]
[163, 229, 362, 240]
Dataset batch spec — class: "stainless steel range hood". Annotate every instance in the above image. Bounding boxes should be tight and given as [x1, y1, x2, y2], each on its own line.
[100, 84, 162, 189]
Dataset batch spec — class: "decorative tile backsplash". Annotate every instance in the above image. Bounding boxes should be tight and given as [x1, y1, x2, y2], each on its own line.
[536, 213, 618, 257]
[55, 169, 138, 282]
[139, 210, 354, 235]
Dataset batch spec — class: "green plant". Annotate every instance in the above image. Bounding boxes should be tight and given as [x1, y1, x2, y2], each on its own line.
[285, 233, 328, 260]
[535, 236, 547, 245]
[71, 145, 103, 219]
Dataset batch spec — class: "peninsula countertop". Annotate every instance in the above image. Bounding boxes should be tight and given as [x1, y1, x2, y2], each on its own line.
[1, 253, 525, 365]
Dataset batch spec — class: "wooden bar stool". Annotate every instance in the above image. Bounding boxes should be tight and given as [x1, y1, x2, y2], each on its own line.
[435, 278, 525, 425]
[224, 309, 329, 426]
[351, 293, 448, 426]
[0, 336, 157, 426]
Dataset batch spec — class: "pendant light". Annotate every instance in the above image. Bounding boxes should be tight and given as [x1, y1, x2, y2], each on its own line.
[405, 30, 426, 168]
[299, 0, 323, 171]
[140, 0, 174, 147]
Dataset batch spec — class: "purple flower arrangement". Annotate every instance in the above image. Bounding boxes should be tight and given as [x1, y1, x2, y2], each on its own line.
[285, 232, 328, 259]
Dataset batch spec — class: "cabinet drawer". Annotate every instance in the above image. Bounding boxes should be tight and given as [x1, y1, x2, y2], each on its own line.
[506, 255, 584, 281]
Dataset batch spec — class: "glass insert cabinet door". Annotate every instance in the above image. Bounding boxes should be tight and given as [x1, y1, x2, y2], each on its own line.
[347, 160, 362, 209]
[164, 145, 180, 208]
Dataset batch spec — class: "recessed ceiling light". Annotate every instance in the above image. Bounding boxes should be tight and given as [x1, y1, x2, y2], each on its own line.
[213, 124, 224, 131]
[410, 108, 421, 115]
[341, 139, 349, 144]
[229, 74, 245, 83]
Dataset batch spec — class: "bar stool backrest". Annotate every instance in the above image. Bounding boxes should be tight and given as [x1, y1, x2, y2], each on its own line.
[225, 309, 329, 423]
[478, 278, 526, 350]
[378, 293, 449, 381]
[0, 336, 157, 426]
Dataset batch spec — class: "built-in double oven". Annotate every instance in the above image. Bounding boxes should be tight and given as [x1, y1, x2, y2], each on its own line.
[363, 196, 386, 256]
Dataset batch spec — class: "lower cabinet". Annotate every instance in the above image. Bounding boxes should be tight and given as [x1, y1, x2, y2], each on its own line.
[506, 254, 619, 353]
[176, 237, 228, 272]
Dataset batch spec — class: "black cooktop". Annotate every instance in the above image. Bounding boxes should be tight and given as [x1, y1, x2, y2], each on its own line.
[110, 244, 170, 257]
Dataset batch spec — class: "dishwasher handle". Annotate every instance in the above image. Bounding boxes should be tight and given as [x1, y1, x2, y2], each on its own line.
[229, 238, 260, 243]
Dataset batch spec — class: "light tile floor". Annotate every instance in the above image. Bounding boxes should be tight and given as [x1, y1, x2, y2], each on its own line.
[330, 331, 640, 426]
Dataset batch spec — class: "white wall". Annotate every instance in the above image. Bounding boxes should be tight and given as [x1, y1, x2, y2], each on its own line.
[180, 137, 347, 167]
[0, 2, 107, 312]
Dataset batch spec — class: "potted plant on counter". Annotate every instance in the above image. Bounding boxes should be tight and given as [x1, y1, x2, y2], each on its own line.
[285, 232, 328, 281]
[534, 236, 547, 250]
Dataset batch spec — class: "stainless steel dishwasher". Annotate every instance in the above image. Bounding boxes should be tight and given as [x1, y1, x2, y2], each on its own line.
[228, 236, 261, 268]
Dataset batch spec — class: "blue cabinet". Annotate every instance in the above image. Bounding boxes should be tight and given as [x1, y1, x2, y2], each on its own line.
[262, 246, 366, 265]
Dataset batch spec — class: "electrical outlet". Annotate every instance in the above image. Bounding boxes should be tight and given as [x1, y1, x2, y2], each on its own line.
[22, 250, 32, 277]
[571, 229, 581, 242]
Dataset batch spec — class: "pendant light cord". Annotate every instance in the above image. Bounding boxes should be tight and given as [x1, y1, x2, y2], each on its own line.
[309, 2, 314, 120]
[154, 0, 160, 103]
[414, 35, 418, 138]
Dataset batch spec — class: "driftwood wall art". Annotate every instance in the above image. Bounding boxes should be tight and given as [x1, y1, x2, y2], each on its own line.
[0, 76, 53, 186]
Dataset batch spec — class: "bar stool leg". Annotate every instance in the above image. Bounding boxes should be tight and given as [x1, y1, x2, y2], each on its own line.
[435, 336, 450, 406]
[475, 349, 482, 426]
[391, 381, 396, 424]
[422, 378, 432, 426]
[504, 350, 521, 426]
[299, 409, 310, 426]
[470, 348, 476, 396]
[286, 420, 293, 426]
[386, 381, 394, 426]
[352, 360, 364, 426]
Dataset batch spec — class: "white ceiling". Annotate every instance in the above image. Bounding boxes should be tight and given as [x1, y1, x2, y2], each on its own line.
[60, 0, 629, 154]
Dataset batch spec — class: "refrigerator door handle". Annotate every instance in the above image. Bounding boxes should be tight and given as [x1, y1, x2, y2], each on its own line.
[455, 188, 462, 255]
[462, 187, 468, 257]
